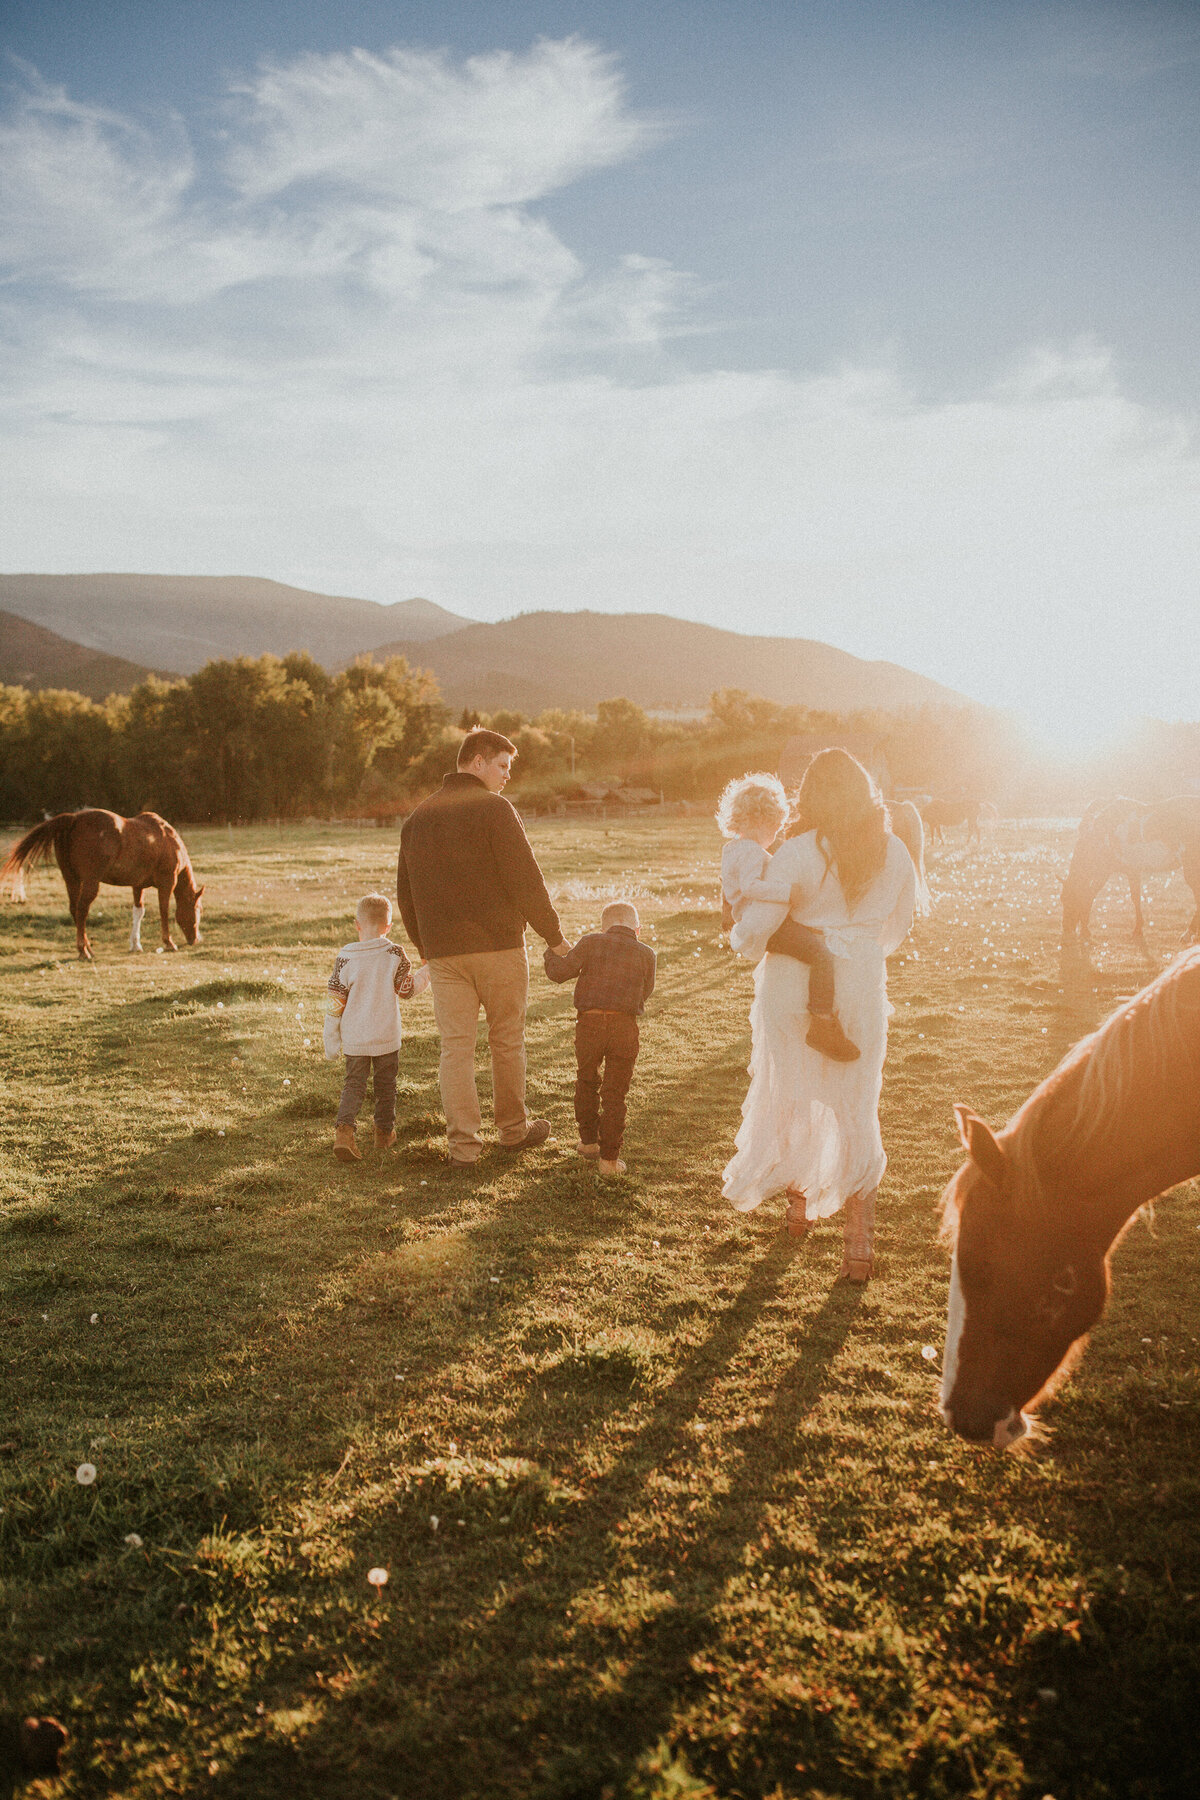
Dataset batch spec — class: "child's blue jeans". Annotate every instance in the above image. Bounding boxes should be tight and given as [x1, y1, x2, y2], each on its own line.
[766, 918, 836, 1014]
[336, 1051, 399, 1129]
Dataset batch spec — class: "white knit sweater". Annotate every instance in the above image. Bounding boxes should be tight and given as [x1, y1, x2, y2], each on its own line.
[323, 935, 429, 1058]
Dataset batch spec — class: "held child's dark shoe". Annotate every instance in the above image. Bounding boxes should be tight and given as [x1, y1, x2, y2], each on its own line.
[373, 1126, 397, 1151]
[806, 1012, 861, 1062]
[334, 1124, 362, 1163]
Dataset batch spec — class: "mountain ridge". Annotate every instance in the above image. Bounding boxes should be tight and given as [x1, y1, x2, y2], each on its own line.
[0, 609, 161, 699]
[0, 575, 470, 673]
[0, 575, 968, 714]
[365, 609, 964, 714]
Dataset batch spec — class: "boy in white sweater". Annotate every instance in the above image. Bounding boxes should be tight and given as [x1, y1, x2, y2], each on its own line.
[324, 892, 430, 1162]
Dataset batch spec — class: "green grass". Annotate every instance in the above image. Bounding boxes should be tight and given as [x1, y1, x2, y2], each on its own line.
[1, 817, 1198, 1799]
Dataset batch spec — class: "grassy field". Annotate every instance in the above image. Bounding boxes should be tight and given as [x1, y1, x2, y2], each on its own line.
[1, 816, 1198, 1800]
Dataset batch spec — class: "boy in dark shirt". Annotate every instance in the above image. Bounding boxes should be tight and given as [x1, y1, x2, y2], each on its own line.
[544, 900, 656, 1176]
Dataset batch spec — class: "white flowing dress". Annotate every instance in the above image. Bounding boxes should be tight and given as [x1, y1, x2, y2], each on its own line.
[722, 831, 917, 1220]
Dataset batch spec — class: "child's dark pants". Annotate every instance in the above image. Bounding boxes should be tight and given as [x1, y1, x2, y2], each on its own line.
[574, 1010, 639, 1159]
[767, 917, 836, 1014]
[337, 1052, 399, 1130]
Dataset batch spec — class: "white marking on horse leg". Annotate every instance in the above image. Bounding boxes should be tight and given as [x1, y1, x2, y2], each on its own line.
[129, 903, 145, 953]
[940, 1250, 964, 1421]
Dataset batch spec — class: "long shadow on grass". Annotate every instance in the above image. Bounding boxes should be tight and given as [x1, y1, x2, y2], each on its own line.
[202, 1237, 863, 1799]
[993, 1198, 1200, 1800]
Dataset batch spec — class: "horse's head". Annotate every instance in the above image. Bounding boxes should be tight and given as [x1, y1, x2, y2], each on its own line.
[940, 1105, 1109, 1447]
[175, 875, 204, 945]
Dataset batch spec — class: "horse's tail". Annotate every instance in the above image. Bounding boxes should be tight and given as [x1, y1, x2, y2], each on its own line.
[0, 815, 76, 899]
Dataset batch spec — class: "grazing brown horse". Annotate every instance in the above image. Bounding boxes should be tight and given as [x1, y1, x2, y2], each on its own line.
[939, 946, 1200, 1447]
[923, 797, 982, 845]
[0, 810, 203, 960]
[1062, 795, 1200, 944]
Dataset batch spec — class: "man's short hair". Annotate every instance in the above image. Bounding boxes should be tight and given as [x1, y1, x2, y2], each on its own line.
[458, 728, 517, 768]
[356, 892, 393, 932]
[601, 901, 639, 930]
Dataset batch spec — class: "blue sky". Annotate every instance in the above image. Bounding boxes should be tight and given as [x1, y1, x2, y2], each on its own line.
[3, 0, 1200, 743]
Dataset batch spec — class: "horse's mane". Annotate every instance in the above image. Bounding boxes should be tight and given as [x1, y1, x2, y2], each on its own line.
[944, 946, 1200, 1230]
[1021, 946, 1200, 1175]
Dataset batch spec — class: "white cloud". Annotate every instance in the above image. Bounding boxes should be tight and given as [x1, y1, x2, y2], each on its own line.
[0, 69, 194, 294]
[1, 41, 1199, 736]
[224, 39, 657, 207]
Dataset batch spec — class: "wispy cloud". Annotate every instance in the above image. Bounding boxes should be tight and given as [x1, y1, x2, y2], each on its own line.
[1, 38, 1198, 733]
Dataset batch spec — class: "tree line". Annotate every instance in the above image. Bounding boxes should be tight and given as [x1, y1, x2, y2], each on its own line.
[3, 651, 1190, 822]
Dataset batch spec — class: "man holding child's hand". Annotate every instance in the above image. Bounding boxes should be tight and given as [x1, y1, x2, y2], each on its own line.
[397, 728, 570, 1168]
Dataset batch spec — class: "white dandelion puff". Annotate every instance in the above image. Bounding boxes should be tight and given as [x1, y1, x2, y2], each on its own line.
[75, 1462, 97, 1486]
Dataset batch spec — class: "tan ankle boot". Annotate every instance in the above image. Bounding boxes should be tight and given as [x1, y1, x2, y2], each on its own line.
[838, 1187, 876, 1281]
[334, 1123, 361, 1163]
[374, 1126, 397, 1150]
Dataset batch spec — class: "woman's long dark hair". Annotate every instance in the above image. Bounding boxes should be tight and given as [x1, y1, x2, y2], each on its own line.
[787, 749, 891, 908]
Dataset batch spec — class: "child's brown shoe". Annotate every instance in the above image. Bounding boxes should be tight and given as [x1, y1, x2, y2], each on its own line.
[598, 1158, 627, 1176]
[334, 1124, 362, 1163]
[374, 1126, 397, 1151]
[806, 1012, 860, 1062]
[574, 1140, 601, 1159]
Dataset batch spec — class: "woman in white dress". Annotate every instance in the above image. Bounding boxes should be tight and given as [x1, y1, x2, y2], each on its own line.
[722, 749, 917, 1280]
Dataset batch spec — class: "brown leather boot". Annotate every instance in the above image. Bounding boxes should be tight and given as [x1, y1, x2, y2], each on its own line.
[806, 1011, 860, 1062]
[374, 1126, 397, 1150]
[838, 1187, 876, 1281]
[785, 1185, 811, 1240]
[334, 1124, 361, 1163]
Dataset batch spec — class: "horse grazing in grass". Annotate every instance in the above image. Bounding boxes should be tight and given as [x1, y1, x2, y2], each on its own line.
[0, 809, 203, 960]
[923, 797, 982, 845]
[1062, 796, 1200, 945]
[890, 800, 931, 915]
[939, 946, 1200, 1448]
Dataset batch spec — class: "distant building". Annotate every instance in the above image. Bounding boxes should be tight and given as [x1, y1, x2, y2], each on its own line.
[779, 733, 892, 794]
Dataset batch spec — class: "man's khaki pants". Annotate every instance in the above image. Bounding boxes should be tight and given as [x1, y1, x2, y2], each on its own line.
[427, 947, 530, 1162]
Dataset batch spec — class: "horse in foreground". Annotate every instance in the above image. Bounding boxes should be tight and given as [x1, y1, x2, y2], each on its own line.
[940, 946, 1200, 1448]
[0, 810, 204, 960]
[1062, 795, 1200, 945]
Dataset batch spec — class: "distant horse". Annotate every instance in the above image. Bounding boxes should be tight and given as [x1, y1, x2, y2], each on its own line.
[890, 800, 931, 915]
[1062, 795, 1200, 944]
[923, 798, 982, 845]
[939, 946, 1200, 1447]
[0, 810, 204, 960]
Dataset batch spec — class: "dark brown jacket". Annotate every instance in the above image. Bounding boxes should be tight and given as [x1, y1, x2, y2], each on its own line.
[397, 773, 562, 959]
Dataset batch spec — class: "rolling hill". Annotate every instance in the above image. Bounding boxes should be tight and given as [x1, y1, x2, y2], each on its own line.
[0, 576, 966, 715]
[365, 610, 965, 714]
[0, 575, 470, 674]
[0, 609, 160, 700]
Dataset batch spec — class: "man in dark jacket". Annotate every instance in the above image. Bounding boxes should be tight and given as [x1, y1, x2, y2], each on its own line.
[397, 729, 570, 1165]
